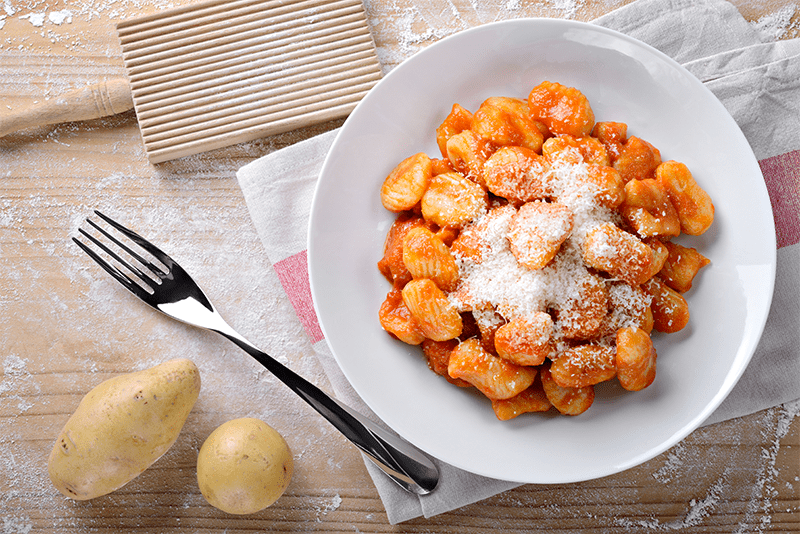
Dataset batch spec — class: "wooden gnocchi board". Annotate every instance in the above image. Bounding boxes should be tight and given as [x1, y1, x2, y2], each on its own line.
[117, 0, 382, 163]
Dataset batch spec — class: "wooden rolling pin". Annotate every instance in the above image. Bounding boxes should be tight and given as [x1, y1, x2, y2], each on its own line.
[0, 78, 134, 138]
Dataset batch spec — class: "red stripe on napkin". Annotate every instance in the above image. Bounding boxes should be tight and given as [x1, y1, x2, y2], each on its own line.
[273, 250, 325, 344]
[759, 149, 800, 249]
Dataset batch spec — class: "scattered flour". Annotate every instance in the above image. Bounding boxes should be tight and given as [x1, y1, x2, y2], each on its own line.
[0, 0, 798, 531]
[303, 493, 344, 523]
[2, 355, 28, 377]
[544, 0, 588, 19]
[0, 0, 176, 52]
[614, 476, 727, 530]
[0, 355, 39, 413]
[1, 516, 32, 534]
[18, 12, 44, 27]
[652, 442, 688, 484]
[365, 0, 602, 71]
[612, 401, 800, 532]
[314, 493, 343, 514]
[682, 477, 727, 527]
[48, 10, 72, 25]
[750, 4, 800, 41]
[0, 142, 340, 531]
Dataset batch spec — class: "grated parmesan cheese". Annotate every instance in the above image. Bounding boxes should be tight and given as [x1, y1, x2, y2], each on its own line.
[450, 155, 624, 342]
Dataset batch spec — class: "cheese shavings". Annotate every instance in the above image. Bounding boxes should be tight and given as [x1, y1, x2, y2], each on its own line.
[450, 155, 631, 342]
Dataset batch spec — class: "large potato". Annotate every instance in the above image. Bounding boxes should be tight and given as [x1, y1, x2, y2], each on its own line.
[48, 358, 201, 500]
[197, 418, 293, 515]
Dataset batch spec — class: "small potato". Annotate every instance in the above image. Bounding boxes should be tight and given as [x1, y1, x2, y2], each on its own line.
[494, 312, 554, 366]
[445, 130, 495, 186]
[590, 165, 626, 208]
[402, 226, 459, 291]
[471, 96, 545, 152]
[639, 238, 669, 282]
[450, 204, 516, 265]
[197, 418, 293, 515]
[449, 223, 484, 263]
[603, 282, 654, 335]
[482, 146, 551, 204]
[542, 134, 609, 166]
[562, 164, 625, 209]
[48, 358, 201, 500]
[556, 275, 609, 340]
[619, 179, 681, 239]
[591, 121, 628, 163]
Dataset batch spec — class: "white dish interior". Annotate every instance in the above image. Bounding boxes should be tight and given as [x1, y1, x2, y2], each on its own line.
[308, 19, 776, 483]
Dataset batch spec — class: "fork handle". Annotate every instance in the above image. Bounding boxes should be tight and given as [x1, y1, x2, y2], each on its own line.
[220, 334, 440, 495]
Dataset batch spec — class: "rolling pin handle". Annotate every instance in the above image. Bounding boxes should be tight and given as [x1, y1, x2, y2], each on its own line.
[95, 78, 135, 116]
[0, 78, 134, 138]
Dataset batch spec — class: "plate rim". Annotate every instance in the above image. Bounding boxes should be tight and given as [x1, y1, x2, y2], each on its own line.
[307, 17, 777, 483]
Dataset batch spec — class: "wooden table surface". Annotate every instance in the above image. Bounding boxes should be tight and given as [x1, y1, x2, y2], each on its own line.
[1, 0, 798, 532]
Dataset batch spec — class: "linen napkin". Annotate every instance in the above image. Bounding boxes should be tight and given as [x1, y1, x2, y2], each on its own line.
[236, 0, 800, 523]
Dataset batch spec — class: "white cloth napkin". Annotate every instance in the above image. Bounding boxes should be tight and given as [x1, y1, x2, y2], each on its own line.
[237, 0, 800, 523]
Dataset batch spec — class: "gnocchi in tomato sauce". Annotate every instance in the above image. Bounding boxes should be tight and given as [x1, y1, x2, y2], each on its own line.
[378, 81, 714, 419]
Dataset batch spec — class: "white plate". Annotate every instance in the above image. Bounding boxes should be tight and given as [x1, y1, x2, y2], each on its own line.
[307, 19, 776, 484]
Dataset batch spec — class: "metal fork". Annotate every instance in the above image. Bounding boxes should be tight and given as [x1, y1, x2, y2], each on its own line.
[73, 210, 439, 495]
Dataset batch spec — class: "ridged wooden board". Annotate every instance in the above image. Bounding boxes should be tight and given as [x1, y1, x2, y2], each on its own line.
[117, 0, 382, 163]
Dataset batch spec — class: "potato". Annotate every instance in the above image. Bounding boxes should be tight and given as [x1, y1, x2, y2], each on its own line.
[48, 358, 201, 500]
[197, 418, 293, 515]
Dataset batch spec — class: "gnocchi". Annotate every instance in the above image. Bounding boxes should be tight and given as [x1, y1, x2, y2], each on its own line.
[420, 171, 488, 228]
[494, 312, 554, 366]
[401, 279, 462, 341]
[377, 81, 713, 419]
[528, 81, 594, 138]
[448, 338, 537, 400]
[380, 153, 432, 212]
[402, 226, 459, 292]
[471, 96, 545, 152]
[507, 201, 574, 270]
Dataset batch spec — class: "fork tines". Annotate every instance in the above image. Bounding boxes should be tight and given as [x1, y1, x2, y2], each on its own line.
[73, 210, 169, 298]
